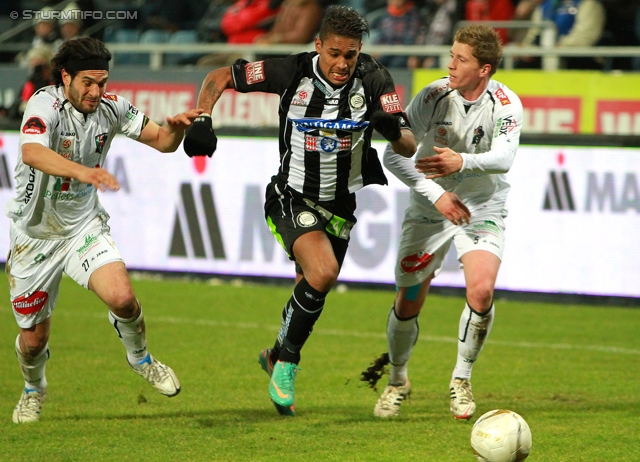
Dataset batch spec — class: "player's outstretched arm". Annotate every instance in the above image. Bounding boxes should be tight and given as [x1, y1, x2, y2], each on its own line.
[183, 67, 235, 157]
[137, 108, 203, 153]
[22, 143, 120, 192]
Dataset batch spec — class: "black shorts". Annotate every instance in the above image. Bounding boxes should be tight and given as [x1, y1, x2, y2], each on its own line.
[264, 176, 357, 270]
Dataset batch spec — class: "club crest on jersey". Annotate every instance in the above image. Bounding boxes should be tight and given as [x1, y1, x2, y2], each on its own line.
[246, 61, 265, 85]
[296, 211, 317, 227]
[95, 133, 108, 154]
[472, 126, 485, 145]
[22, 116, 46, 135]
[349, 92, 364, 109]
[380, 92, 402, 113]
[495, 88, 510, 106]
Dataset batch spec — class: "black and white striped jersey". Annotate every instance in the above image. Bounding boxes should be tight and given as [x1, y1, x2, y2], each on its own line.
[231, 52, 410, 202]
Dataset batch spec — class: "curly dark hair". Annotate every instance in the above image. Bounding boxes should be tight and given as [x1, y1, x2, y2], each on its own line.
[318, 5, 369, 42]
[51, 37, 112, 85]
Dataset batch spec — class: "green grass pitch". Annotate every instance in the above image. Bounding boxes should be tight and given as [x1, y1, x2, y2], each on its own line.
[0, 275, 638, 461]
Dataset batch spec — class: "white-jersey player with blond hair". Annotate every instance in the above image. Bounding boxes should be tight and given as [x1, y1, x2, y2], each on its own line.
[366, 23, 523, 420]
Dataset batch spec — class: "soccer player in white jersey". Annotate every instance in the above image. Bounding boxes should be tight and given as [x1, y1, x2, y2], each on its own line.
[5, 37, 202, 423]
[368, 24, 523, 420]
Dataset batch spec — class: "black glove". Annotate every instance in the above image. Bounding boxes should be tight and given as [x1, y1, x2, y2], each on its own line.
[184, 114, 217, 157]
[370, 110, 402, 142]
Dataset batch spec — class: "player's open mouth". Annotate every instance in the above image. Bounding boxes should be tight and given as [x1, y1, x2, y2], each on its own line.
[331, 72, 348, 81]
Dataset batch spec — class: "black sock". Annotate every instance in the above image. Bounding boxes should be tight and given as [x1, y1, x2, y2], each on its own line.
[276, 278, 327, 365]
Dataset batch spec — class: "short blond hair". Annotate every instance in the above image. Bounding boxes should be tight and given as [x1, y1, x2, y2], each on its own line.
[454, 24, 503, 76]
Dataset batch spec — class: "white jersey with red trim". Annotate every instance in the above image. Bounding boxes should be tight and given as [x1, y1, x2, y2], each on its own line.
[5, 85, 146, 239]
[384, 77, 523, 216]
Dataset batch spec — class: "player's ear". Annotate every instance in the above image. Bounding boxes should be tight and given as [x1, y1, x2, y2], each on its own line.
[315, 37, 322, 54]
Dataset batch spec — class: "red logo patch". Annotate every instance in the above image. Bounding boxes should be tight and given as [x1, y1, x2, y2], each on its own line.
[299, 91, 308, 99]
[495, 88, 510, 106]
[22, 117, 46, 135]
[380, 92, 402, 113]
[103, 93, 118, 101]
[13, 291, 49, 315]
[246, 61, 265, 85]
[400, 252, 433, 273]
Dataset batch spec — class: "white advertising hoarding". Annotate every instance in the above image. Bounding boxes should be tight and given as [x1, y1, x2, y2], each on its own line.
[0, 132, 638, 298]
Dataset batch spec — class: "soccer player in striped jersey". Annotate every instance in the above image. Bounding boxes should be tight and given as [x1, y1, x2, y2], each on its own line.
[184, 5, 417, 415]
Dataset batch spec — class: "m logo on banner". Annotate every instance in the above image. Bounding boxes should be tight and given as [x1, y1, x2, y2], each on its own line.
[169, 183, 226, 259]
[543, 171, 575, 211]
[0, 154, 12, 190]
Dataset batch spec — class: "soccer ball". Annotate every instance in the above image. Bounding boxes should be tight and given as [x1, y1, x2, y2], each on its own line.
[470, 409, 532, 462]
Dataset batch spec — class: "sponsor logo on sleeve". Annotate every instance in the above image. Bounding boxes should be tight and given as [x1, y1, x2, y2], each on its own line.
[103, 93, 118, 101]
[380, 92, 402, 113]
[246, 61, 265, 85]
[495, 88, 511, 106]
[22, 117, 46, 135]
[493, 116, 517, 137]
[125, 104, 139, 120]
[13, 291, 49, 315]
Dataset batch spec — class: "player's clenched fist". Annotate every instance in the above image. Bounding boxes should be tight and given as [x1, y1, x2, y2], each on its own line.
[370, 110, 402, 142]
[183, 114, 217, 157]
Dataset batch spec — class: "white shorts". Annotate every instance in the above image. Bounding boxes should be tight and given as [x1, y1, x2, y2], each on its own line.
[395, 206, 506, 287]
[6, 214, 124, 328]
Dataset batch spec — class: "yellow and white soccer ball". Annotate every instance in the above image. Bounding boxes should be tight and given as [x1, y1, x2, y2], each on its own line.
[470, 409, 532, 462]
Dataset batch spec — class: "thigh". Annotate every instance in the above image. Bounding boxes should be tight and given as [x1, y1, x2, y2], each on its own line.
[63, 215, 124, 289]
[265, 180, 326, 259]
[453, 212, 506, 263]
[7, 223, 64, 329]
[394, 211, 458, 288]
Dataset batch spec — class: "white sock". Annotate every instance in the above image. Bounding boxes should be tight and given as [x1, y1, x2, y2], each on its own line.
[15, 335, 49, 391]
[108, 307, 148, 365]
[387, 306, 419, 385]
[452, 303, 494, 380]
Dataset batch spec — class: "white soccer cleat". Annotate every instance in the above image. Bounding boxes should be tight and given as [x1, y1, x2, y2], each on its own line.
[13, 388, 47, 424]
[449, 378, 476, 420]
[130, 354, 181, 397]
[374, 381, 411, 417]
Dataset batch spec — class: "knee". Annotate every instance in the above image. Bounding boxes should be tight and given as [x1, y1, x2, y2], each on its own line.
[305, 262, 339, 292]
[466, 283, 494, 312]
[19, 333, 48, 356]
[108, 292, 139, 319]
[394, 296, 422, 319]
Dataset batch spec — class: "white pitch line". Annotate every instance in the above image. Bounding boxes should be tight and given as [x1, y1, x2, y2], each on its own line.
[2, 307, 639, 356]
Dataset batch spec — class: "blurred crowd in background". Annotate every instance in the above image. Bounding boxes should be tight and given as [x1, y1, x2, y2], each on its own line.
[0, 0, 638, 69]
[0, 0, 639, 120]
